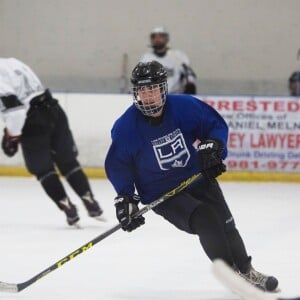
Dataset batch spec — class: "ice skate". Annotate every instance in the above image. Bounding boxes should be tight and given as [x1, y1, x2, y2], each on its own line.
[58, 197, 80, 226]
[81, 191, 105, 221]
[239, 264, 279, 292]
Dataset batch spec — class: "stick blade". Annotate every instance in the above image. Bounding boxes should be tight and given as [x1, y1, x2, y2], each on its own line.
[212, 259, 276, 300]
[0, 281, 19, 293]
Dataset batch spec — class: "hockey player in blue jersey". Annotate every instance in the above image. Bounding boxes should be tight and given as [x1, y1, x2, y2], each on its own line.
[105, 61, 278, 292]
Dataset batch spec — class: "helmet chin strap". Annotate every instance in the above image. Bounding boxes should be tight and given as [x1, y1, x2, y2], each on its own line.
[137, 101, 163, 116]
[145, 109, 165, 126]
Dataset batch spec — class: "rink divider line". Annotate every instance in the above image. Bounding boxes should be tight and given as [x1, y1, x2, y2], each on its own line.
[0, 166, 299, 183]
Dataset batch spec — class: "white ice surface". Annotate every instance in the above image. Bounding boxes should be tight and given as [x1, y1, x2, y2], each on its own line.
[0, 177, 300, 300]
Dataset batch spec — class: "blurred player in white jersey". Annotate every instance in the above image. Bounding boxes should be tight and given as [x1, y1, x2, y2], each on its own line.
[0, 58, 103, 226]
[140, 26, 197, 94]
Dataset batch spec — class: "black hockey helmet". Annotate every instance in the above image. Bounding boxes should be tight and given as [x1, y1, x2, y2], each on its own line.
[288, 71, 300, 96]
[131, 61, 168, 116]
[131, 60, 167, 86]
[289, 71, 300, 83]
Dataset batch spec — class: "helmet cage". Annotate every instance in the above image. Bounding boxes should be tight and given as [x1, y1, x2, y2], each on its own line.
[133, 81, 167, 116]
[131, 61, 168, 116]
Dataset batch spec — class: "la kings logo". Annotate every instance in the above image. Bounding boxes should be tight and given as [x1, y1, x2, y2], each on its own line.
[151, 128, 190, 170]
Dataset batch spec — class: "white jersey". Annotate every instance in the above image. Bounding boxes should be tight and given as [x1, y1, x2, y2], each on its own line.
[140, 49, 196, 93]
[0, 58, 44, 136]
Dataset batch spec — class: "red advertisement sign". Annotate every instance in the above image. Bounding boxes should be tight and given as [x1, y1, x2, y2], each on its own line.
[202, 96, 300, 173]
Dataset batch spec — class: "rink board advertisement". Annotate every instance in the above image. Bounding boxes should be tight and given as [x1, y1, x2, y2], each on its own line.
[202, 96, 300, 173]
[0, 93, 299, 180]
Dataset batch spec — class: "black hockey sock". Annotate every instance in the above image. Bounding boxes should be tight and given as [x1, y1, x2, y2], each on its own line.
[226, 228, 251, 273]
[57, 160, 92, 198]
[189, 204, 234, 266]
[38, 171, 67, 208]
[65, 167, 92, 198]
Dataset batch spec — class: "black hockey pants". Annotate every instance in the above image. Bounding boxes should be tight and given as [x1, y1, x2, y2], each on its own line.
[19, 91, 92, 207]
[153, 178, 250, 271]
[20, 90, 78, 175]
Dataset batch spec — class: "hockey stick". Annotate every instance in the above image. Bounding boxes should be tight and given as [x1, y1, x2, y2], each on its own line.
[119, 53, 129, 93]
[212, 259, 300, 300]
[0, 172, 202, 293]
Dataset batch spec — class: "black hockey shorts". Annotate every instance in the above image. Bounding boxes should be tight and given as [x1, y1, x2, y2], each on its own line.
[20, 100, 78, 176]
[152, 179, 236, 234]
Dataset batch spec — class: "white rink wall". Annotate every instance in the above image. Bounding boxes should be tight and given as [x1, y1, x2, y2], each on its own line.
[0, 93, 133, 167]
[1, 93, 300, 183]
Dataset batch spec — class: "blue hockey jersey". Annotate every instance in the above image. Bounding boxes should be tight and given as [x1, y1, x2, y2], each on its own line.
[105, 94, 228, 204]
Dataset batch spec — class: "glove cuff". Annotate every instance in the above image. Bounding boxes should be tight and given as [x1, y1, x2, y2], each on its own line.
[131, 194, 141, 204]
[198, 138, 224, 154]
[4, 128, 20, 142]
[114, 194, 141, 206]
[114, 195, 125, 205]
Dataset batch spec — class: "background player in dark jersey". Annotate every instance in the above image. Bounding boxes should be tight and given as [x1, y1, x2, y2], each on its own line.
[105, 60, 278, 292]
[0, 57, 103, 226]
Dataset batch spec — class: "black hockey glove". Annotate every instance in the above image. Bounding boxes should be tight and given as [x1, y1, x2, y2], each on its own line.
[114, 194, 145, 232]
[1, 128, 20, 157]
[183, 82, 197, 94]
[197, 139, 226, 182]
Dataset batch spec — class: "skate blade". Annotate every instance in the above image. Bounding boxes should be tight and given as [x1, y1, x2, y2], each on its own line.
[91, 215, 107, 222]
[271, 287, 281, 293]
[69, 222, 83, 229]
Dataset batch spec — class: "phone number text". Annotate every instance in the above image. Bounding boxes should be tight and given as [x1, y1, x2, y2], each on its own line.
[226, 160, 300, 170]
